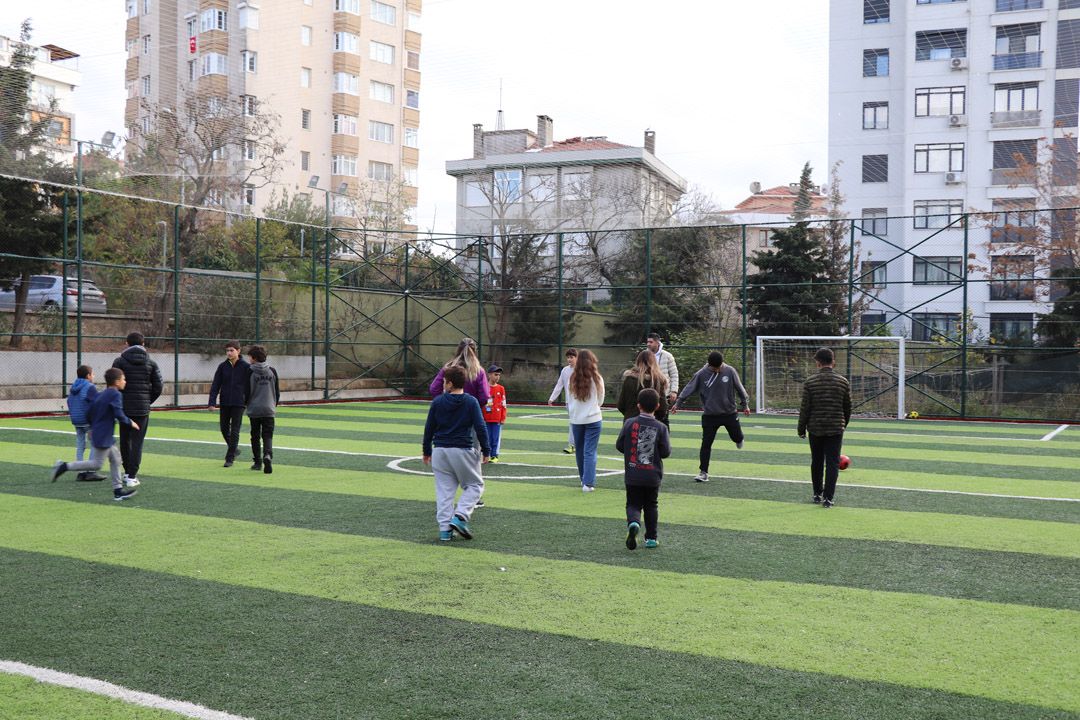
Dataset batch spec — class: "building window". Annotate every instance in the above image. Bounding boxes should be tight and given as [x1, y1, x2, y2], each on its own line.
[242, 50, 257, 73]
[334, 32, 359, 53]
[301, 25, 312, 45]
[992, 139, 1037, 184]
[127, 37, 137, 55]
[333, 114, 358, 135]
[916, 0, 965, 4]
[301, 151, 310, 171]
[142, 35, 151, 54]
[860, 208, 888, 236]
[186, 17, 197, 38]
[243, 185, 255, 207]
[370, 80, 394, 103]
[142, 75, 151, 95]
[332, 155, 358, 176]
[913, 201, 964, 229]
[242, 95, 257, 116]
[757, 229, 772, 248]
[995, 82, 1038, 112]
[911, 313, 961, 342]
[862, 154, 888, 183]
[991, 199, 1038, 243]
[300, 67, 312, 87]
[564, 172, 592, 200]
[369, 120, 394, 143]
[526, 174, 556, 203]
[403, 166, 418, 186]
[370, 41, 395, 64]
[405, 89, 419, 109]
[863, 48, 889, 77]
[371, 0, 396, 25]
[408, 10, 421, 30]
[995, 23, 1042, 70]
[861, 313, 888, 332]
[301, 108, 311, 129]
[404, 127, 419, 148]
[990, 255, 1035, 300]
[143, 0, 151, 13]
[494, 169, 523, 202]
[207, 96, 223, 113]
[187, 60, 195, 82]
[141, 116, 152, 135]
[239, 7, 259, 29]
[914, 143, 964, 173]
[407, 50, 420, 71]
[336, 0, 360, 12]
[914, 256, 963, 285]
[127, 0, 137, 18]
[200, 8, 227, 32]
[863, 101, 888, 129]
[915, 86, 966, 116]
[998, 1, 1043, 12]
[244, 139, 256, 161]
[915, 29, 966, 61]
[990, 313, 1034, 344]
[861, 261, 887, 289]
[465, 181, 487, 207]
[368, 160, 394, 182]
[201, 53, 227, 76]
[864, 0, 889, 23]
[334, 73, 359, 94]
[1059, 18, 1080, 69]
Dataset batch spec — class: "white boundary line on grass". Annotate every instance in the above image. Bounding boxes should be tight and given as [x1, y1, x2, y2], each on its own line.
[1040, 424, 1070, 442]
[386, 455, 622, 480]
[3, 427, 1078, 503]
[0, 660, 253, 720]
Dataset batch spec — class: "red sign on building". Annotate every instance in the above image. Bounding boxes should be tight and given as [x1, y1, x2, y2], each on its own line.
[189, 36, 196, 54]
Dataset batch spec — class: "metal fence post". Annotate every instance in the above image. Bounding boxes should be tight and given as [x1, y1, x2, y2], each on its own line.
[172, 204, 181, 407]
[740, 223, 748, 381]
[960, 212, 969, 419]
[403, 243, 410, 389]
[75, 188, 83, 366]
[324, 219, 331, 400]
[254, 217, 262, 343]
[644, 229, 652, 338]
[310, 228, 317, 390]
[61, 193, 69, 394]
[557, 231, 564, 362]
[846, 219, 856, 378]
[476, 236, 483, 353]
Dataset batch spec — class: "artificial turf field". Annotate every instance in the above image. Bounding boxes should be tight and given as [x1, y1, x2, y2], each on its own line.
[0, 400, 1077, 720]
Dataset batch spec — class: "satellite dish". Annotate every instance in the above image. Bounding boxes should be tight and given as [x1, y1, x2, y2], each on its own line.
[749, 181, 762, 194]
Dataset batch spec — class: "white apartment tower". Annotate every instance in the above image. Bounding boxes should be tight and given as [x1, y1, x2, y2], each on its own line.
[0, 35, 82, 165]
[124, 0, 421, 225]
[829, 0, 1077, 344]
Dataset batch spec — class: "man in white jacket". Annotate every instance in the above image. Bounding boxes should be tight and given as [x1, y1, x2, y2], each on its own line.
[548, 348, 578, 453]
[646, 333, 679, 425]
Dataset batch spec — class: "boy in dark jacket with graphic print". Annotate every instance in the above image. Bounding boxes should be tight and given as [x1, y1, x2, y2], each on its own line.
[616, 388, 671, 550]
[209, 340, 251, 467]
[798, 347, 852, 508]
[246, 345, 280, 474]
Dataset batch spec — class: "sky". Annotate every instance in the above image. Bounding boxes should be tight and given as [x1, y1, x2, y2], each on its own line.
[2, 0, 830, 232]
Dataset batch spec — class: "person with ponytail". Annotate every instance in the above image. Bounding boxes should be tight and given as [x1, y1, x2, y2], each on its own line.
[616, 350, 669, 422]
[428, 337, 490, 407]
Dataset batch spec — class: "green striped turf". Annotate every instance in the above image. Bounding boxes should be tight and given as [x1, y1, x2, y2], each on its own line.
[0, 673, 193, 719]
[5, 550, 1074, 720]
[0, 496, 1078, 712]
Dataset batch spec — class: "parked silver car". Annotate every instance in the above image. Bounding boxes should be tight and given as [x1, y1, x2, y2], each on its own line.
[0, 275, 109, 314]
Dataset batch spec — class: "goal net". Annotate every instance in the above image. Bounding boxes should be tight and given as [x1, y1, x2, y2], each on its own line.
[755, 336, 906, 419]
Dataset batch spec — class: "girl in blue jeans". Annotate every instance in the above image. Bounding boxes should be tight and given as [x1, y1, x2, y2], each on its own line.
[565, 349, 605, 492]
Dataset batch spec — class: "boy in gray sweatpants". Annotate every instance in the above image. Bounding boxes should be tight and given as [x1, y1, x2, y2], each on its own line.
[422, 365, 491, 541]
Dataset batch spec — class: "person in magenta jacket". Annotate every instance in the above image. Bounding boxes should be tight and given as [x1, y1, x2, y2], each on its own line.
[428, 337, 490, 407]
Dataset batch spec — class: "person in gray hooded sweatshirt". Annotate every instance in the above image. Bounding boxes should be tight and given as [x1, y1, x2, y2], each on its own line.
[671, 351, 750, 483]
[245, 345, 280, 474]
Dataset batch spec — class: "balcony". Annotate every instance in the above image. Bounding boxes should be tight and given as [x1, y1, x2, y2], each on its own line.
[990, 109, 1041, 127]
[991, 167, 1036, 185]
[993, 51, 1042, 70]
[996, 0, 1042, 9]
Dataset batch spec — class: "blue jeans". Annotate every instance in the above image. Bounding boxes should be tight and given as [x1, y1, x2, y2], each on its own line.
[486, 422, 502, 457]
[571, 421, 602, 487]
[74, 424, 89, 461]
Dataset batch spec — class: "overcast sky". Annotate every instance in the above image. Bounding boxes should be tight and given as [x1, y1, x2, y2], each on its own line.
[2, 0, 830, 232]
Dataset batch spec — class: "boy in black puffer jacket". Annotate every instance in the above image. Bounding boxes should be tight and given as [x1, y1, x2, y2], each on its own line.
[112, 331, 163, 487]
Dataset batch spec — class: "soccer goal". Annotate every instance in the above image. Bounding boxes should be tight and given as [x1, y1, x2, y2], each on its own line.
[755, 336, 906, 419]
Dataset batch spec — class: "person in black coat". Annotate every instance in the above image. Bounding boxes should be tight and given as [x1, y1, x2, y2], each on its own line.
[209, 340, 251, 467]
[111, 331, 163, 485]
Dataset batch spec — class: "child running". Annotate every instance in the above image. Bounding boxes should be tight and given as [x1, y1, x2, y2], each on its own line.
[616, 388, 671, 549]
[50, 368, 140, 501]
[67, 364, 104, 482]
[423, 365, 491, 541]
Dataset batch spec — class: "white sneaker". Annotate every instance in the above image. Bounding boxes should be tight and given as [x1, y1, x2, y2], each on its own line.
[123, 475, 140, 487]
[581, 484, 595, 493]
[694, 471, 709, 483]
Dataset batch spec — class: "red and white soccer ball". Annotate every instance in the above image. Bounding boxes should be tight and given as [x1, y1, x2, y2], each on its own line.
[839, 455, 851, 471]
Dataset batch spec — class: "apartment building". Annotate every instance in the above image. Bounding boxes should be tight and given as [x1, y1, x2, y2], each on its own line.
[124, 0, 420, 227]
[829, 0, 1077, 344]
[0, 35, 82, 165]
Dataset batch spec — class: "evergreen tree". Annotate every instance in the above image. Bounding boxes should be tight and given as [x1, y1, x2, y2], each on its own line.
[1035, 268, 1080, 348]
[745, 164, 840, 337]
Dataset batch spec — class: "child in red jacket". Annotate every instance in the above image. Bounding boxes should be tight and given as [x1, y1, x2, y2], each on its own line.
[481, 364, 507, 462]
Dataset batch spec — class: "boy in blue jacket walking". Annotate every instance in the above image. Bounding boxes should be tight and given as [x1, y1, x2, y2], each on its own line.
[51, 368, 140, 500]
[67, 365, 104, 482]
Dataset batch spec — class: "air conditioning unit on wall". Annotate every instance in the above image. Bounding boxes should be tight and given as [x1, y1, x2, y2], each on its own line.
[945, 172, 965, 185]
[949, 114, 967, 127]
[950, 57, 968, 70]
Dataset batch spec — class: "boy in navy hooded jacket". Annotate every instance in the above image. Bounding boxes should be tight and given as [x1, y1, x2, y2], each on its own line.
[67, 365, 103, 482]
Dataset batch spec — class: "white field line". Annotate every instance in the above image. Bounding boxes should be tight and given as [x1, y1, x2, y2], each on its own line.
[1041, 424, 1070, 442]
[3, 427, 1078, 503]
[0, 660, 253, 720]
[512, 412, 569, 420]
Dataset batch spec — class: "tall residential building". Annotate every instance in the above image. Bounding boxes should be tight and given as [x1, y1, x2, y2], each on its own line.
[0, 35, 81, 165]
[124, 0, 421, 228]
[829, 0, 1075, 344]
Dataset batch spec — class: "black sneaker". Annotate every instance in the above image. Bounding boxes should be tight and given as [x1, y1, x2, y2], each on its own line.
[812, 495, 822, 504]
[250, 462, 262, 471]
[76, 472, 106, 482]
[113, 487, 138, 501]
[822, 499, 834, 508]
[626, 521, 640, 550]
[263, 458, 272, 474]
[474, 499, 485, 509]
[223, 459, 234, 468]
[49, 460, 67, 483]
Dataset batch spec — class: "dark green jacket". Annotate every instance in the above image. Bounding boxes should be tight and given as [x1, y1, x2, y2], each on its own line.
[798, 367, 851, 437]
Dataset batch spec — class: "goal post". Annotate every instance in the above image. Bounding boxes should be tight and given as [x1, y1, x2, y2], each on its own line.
[755, 336, 906, 420]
